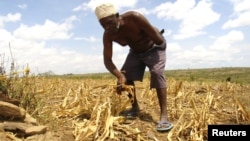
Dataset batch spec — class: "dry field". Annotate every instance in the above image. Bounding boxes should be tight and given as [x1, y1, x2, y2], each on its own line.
[1, 71, 250, 141]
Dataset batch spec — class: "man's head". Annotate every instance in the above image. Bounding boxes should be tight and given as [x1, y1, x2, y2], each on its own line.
[95, 3, 118, 20]
[95, 3, 120, 33]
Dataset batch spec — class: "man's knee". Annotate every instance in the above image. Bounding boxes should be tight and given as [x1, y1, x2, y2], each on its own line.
[151, 69, 164, 78]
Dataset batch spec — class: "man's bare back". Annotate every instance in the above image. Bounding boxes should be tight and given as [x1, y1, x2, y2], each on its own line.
[102, 11, 163, 53]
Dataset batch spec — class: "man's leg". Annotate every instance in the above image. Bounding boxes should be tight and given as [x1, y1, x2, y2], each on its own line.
[126, 80, 140, 112]
[156, 88, 167, 121]
[156, 87, 173, 131]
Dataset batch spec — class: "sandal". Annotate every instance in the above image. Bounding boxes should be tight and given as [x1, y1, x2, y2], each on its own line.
[156, 121, 173, 132]
[119, 110, 139, 119]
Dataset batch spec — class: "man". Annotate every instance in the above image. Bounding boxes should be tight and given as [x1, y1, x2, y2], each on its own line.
[95, 3, 173, 131]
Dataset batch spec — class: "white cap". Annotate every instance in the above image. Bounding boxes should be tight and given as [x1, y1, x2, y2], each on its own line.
[95, 3, 117, 20]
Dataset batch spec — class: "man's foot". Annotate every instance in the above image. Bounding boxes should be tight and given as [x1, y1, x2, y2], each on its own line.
[156, 121, 173, 132]
[119, 108, 139, 119]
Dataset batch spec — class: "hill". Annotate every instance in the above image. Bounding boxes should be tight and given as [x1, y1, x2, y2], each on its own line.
[61, 67, 250, 84]
[165, 67, 250, 84]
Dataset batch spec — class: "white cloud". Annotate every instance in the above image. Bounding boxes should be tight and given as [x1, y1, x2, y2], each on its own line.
[112, 44, 129, 69]
[1, 38, 105, 74]
[154, 0, 220, 40]
[0, 14, 105, 75]
[167, 30, 244, 69]
[73, 3, 88, 11]
[172, 45, 217, 62]
[154, 0, 196, 20]
[132, 8, 151, 15]
[18, 4, 27, 9]
[223, 0, 250, 29]
[0, 29, 14, 42]
[231, 0, 250, 12]
[74, 36, 98, 42]
[223, 11, 250, 28]
[13, 16, 77, 40]
[0, 13, 21, 28]
[73, 0, 138, 12]
[175, 0, 220, 39]
[210, 30, 244, 51]
[167, 43, 182, 52]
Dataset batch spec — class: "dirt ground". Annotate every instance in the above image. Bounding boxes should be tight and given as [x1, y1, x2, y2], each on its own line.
[20, 100, 174, 141]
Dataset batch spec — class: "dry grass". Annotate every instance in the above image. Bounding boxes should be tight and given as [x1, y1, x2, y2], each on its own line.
[1, 73, 250, 141]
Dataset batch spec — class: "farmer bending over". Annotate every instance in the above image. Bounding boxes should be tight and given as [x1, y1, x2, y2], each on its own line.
[95, 3, 173, 131]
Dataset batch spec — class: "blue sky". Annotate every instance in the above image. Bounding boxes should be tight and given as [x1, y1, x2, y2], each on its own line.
[0, 0, 249, 75]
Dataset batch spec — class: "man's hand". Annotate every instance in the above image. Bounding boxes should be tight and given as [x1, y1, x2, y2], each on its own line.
[116, 72, 126, 94]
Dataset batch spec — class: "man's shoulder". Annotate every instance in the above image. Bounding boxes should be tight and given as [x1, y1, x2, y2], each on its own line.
[122, 11, 142, 18]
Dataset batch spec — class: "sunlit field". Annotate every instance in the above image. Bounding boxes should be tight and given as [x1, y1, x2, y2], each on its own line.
[0, 67, 250, 141]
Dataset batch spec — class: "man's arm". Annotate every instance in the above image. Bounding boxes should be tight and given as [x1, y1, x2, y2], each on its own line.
[103, 33, 125, 81]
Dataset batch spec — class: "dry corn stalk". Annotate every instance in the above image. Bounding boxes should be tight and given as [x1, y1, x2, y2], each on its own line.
[6, 75, 248, 141]
[233, 96, 250, 122]
[61, 83, 144, 141]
